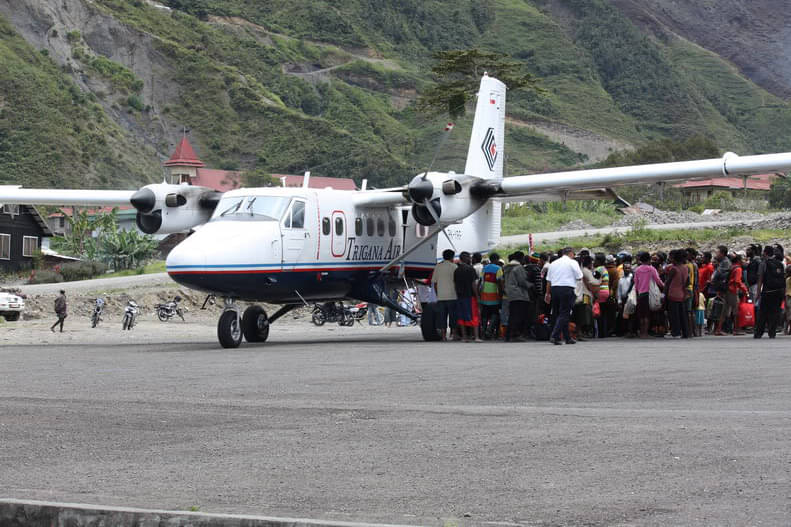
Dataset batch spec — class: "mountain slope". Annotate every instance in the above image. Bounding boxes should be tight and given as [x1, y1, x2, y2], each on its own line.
[0, 0, 789, 191]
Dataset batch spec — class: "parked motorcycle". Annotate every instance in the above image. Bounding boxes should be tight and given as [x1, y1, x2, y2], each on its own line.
[311, 301, 356, 327]
[347, 302, 368, 324]
[91, 297, 105, 328]
[121, 300, 139, 330]
[155, 296, 186, 322]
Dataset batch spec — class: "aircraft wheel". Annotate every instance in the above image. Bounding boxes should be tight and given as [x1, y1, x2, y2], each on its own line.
[242, 305, 269, 343]
[218, 310, 242, 348]
[419, 302, 442, 341]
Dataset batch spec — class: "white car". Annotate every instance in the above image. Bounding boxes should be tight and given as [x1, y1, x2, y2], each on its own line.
[0, 292, 24, 321]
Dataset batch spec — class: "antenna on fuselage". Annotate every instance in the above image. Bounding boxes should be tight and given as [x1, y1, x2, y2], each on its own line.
[302, 171, 311, 189]
[361, 179, 367, 191]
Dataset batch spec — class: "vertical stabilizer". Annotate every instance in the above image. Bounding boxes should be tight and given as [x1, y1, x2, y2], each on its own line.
[438, 74, 505, 255]
[464, 74, 506, 181]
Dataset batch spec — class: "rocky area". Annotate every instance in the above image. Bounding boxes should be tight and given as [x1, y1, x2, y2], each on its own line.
[612, 209, 789, 227]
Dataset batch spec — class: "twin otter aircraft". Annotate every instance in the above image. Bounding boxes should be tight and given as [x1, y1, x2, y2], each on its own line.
[4, 75, 791, 347]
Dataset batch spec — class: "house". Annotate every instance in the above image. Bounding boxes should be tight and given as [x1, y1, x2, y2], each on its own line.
[48, 205, 138, 236]
[673, 173, 781, 202]
[0, 204, 52, 272]
[164, 134, 357, 191]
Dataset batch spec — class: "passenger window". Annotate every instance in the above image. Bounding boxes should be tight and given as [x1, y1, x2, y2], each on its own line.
[388, 217, 396, 237]
[366, 217, 374, 236]
[322, 217, 330, 235]
[376, 217, 385, 236]
[291, 201, 305, 229]
[355, 217, 363, 236]
[335, 217, 344, 236]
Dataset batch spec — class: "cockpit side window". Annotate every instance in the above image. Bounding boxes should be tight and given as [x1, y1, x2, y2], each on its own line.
[322, 217, 330, 235]
[291, 200, 305, 229]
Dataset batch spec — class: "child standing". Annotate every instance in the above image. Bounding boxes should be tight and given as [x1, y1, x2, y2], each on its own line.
[695, 291, 706, 337]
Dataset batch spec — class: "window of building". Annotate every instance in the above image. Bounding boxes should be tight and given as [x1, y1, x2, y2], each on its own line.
[2, 204, 19, 216]
[388, 217, 396, 237]
[59, 216, 65, 228]
[376, 217, 385, 236]
[322, 217, 330, 235]
[355, 217, 363, 236]
[22, 236, 38, 257]
[335, 217, 344, 236]
[0, 233, 9, 259]
[366, 217, 374, 236]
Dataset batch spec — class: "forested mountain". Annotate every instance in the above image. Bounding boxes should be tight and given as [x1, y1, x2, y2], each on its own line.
[1, 0, 789, 190]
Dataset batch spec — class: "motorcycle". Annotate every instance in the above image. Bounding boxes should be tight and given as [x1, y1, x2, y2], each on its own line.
[155, 296, 186, 322]
[347, 302, 368, 324]
[311, 301, 356, 327]
[121, 300, 139, 330]
[91, 297, 105, 328]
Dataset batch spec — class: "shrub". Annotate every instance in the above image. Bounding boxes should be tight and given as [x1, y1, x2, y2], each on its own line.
[59, 260, 106, 281]
[127, 94, 144, 111]
[28, 270, 64, 284]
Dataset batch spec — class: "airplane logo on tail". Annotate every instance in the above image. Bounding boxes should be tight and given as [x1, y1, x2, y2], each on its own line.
[481, 127, 497, 171]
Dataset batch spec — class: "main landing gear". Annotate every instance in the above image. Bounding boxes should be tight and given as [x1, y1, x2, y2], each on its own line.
[216, 298, 298, 348]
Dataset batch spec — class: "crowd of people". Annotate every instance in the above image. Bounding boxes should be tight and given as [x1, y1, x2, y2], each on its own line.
[424, 243, 791, 343]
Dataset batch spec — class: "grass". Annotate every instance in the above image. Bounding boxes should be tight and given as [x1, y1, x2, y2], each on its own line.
[501, 201, 618, 235]
[99, 260, 166, 279]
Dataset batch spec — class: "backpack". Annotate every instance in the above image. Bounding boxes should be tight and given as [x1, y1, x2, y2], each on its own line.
[763, 258, 785, 291]
[711, 268, 729, 293]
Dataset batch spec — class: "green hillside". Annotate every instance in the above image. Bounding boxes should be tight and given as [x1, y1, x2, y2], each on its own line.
[1, 0, 790, 190]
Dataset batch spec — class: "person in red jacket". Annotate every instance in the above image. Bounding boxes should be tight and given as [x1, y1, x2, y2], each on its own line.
[698, 251, 715, 298]
[721, 253, 748, 335]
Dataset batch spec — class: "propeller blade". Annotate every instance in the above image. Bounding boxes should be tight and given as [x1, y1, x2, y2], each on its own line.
[423, 198, 456, 252]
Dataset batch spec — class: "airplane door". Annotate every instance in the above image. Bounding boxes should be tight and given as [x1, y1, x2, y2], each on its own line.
[281, 199, 308, 265]
[330, 211, 346, 258]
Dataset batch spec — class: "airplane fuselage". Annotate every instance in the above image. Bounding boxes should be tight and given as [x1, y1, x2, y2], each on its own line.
[165, 186, 440, 303]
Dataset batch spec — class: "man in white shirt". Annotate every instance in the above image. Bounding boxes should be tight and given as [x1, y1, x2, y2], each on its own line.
[432, 249, 458, 340]
[545, 247, 583, 345]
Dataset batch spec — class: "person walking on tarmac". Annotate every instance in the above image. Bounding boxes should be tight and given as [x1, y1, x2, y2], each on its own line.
[51, 290, 67, 333]
[754, 245, 786, 339]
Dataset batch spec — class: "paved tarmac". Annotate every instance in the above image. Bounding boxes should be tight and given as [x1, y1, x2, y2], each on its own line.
[2, 320, 790, 526]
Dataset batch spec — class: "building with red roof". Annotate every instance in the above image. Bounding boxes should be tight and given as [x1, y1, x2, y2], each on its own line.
[673, 173, 781, 202]
[164, 136, 355, 192]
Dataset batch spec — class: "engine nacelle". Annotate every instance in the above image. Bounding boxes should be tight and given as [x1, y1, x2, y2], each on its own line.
[408, 171, 487, 226]
[131, 182, 220, 234]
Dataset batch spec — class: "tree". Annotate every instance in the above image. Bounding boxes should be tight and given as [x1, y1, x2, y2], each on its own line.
[53, 208, 117, 259]
[417, 49, 544, 119]
[768, 177, 791, 209]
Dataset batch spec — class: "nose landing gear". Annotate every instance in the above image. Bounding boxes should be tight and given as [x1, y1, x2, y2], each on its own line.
[216, 298, 300, 348]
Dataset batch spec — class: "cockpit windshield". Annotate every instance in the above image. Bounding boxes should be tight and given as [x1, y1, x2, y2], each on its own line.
[211, 195, 290, 221]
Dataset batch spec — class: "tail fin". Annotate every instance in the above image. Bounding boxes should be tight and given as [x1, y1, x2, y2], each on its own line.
[463, 74, 506, 251]
[464, 74, 506, 181]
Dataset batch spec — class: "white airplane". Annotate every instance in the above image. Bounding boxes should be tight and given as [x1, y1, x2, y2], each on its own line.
[4, 74, 791, 347]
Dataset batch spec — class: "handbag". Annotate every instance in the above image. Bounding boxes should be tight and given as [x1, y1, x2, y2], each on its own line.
[648, 280, 664, 311]
[624, 287, 637, 316]
[592, 300, 601, 318]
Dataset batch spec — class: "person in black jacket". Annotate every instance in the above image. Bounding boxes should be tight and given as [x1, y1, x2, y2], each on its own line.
[524, 253, 544, 338]
[754, 245, 786, 339]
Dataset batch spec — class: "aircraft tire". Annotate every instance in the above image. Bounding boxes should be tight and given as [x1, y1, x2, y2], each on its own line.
[419, 302, 442, 341]
[218, 310, 242, 348]
[242, 305, 269, 343]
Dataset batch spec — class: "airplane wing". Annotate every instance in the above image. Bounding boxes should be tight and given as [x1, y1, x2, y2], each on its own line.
[0, 186, 135, 206]
[481, 152, 791, 200]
